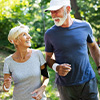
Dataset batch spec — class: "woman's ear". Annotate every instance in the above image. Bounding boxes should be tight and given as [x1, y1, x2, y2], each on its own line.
[13, 39, 19, 45]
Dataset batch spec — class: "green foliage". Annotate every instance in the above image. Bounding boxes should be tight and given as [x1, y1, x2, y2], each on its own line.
[0, 0, 100, 49]
[0, 0, 30, 48]
[0, 86, 13, 100]
[46, 67, 59, 100]
[89, 55, 100, 91]
[36, 46, 45, 51]
[0, 17, 15, 48]
[77, 0, 100, 39]
[0, 0, 49, 49]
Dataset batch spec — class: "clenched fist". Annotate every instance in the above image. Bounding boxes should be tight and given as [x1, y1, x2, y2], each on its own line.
[56, 63, 71, 76]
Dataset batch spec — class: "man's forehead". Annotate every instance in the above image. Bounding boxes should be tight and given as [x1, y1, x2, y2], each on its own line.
[50, 7, 64, 12]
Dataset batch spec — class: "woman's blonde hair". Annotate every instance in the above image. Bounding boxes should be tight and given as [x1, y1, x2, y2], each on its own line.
[8, 23, 29, 44]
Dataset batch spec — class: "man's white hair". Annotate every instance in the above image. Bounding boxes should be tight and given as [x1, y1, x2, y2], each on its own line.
[8, 23, 29, 44]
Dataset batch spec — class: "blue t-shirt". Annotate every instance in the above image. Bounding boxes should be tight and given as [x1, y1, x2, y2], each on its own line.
[44, 19, 95, 86]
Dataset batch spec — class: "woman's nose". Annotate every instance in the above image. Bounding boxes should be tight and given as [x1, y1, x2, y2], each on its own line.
[30, 36, 32, 39]
[27, 34, 32, 39]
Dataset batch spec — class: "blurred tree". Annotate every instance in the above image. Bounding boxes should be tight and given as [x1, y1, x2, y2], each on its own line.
[0, 0, 29, 48]
[71, 0, 82, 20]
[76, 0, 100, 42]
[0, 0, 100, 50]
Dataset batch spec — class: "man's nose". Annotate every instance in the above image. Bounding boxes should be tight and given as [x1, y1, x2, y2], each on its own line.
[51, 11, 58, 18]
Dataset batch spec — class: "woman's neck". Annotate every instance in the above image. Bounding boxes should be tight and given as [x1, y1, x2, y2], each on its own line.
[16, 48, 30, 59]
[12, 48, 32, 62]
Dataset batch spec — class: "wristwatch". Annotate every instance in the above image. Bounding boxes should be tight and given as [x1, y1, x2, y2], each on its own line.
[97, 66, 100, 70]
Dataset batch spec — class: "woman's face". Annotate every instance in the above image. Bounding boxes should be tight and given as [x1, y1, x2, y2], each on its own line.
[16, 32, 32, 48]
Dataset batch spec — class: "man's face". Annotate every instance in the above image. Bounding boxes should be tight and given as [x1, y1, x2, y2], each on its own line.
[50, 7, 67, 26]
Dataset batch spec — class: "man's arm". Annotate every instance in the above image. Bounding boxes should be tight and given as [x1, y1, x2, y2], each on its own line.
[45, 52, 55, 68]
[45, 52, 71, 76]
[87, 39, 100, 75]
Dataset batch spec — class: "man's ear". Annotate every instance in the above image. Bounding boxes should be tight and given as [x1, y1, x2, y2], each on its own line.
[66, 6, 71, 14]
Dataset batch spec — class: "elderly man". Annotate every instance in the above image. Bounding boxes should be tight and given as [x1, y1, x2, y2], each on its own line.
[44, 0, 100, 100]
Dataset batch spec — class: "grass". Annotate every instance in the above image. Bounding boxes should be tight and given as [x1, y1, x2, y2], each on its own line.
[46, 67, 59, 100]
[0, 47, 100, 100]
[89, 56, 100, 93]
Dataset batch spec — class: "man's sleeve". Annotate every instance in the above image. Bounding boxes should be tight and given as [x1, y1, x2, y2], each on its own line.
[44, 33, 54, 52]
[87, 23, 94, 43]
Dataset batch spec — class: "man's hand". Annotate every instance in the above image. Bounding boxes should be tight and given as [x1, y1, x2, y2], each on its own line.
[56, 63, 71, 76]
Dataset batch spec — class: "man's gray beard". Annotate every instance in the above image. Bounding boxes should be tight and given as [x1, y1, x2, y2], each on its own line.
[53, 10, 67, 26]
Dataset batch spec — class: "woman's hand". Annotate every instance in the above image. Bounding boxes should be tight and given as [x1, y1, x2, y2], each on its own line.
[3, 74, 11, 92]
[4, 76, 11, 89]
[31, 86, 45, 100]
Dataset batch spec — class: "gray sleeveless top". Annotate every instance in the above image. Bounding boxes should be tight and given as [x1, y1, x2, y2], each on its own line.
[3, 49, 47, 100]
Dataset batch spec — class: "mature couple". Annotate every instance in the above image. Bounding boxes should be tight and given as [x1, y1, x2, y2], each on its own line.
[3, 0, 100, 100]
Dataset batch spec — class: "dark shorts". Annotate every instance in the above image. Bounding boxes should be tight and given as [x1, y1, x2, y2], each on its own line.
[57, 77, 99, 100]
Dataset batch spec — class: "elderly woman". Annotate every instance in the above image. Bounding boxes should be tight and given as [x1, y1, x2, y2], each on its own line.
[3, 23, 49, 100]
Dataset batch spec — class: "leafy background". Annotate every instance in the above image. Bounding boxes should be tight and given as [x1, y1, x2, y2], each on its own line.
[0, 0, 100, 49]
[0, 0, 100, 100]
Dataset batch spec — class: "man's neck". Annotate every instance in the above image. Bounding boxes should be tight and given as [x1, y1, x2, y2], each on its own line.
[61, 16, 73, 28]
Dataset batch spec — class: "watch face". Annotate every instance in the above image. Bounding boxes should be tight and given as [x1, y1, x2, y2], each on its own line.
[97, 66, 100, 70]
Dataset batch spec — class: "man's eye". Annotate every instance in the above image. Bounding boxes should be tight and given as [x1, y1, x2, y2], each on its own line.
[23, 34, 26, 36]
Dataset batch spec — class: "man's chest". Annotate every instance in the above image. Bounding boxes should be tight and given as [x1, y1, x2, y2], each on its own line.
[50, 29, 88, 50]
